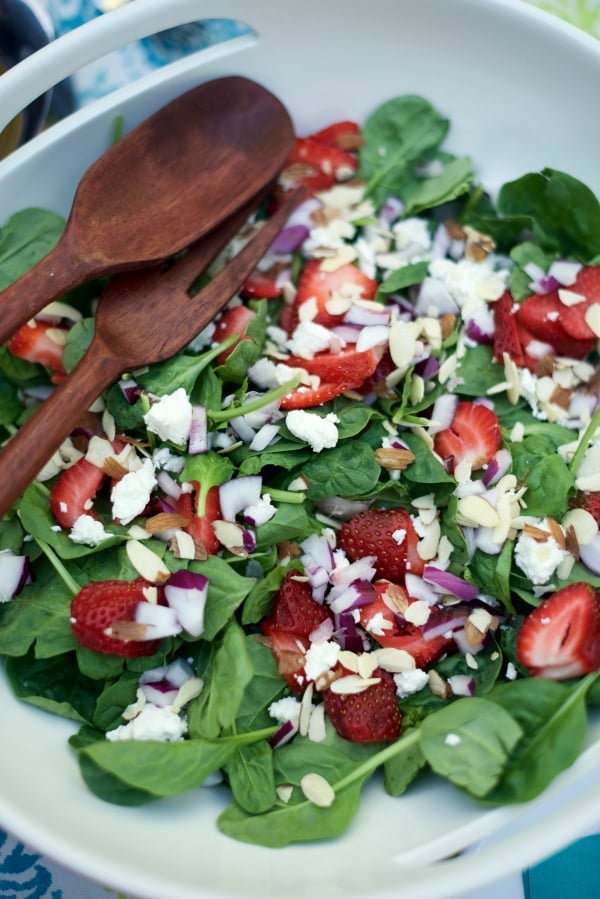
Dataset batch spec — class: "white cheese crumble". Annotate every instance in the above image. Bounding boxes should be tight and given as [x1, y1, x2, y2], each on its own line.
[286, 321, 339, 359]
[286, 410, 340, 453]
[69, 514, 110, 547]
[513, 520, 570, 585]
[111, 458, 157, 525]
[268, 696, 302, 727]
[152, 447, 185, 473]
[143, 387, 193, 445]
[428, 258, 508, 316]
[394, 668, 429, 698]
[106, 704, 187, 742]
[304, 640, 340, 682]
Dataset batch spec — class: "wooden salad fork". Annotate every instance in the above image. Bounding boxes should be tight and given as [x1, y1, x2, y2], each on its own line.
[0, 189, 304, 520]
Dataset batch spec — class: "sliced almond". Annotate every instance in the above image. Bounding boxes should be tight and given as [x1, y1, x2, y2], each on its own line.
[168, 529, 197, 561]
[307, 703, 327, 743]
[337, 650, 360, 674]
[329, 674, 381, 695]
[428, 669, 451, 699]
[373, 646, 416, 673]
[546, 517, 566, 549]
[145, 512, 190, 534]
[439, 313, 457, 340]
[374, 447, 416, 470]
[456, 495, 500, 528]
[126, 539, 171, 584]
[108, 620, 149, 641]
[300, 772, 335, 808]
[356, 653, 379, 679]
[584, 303, 600, 338]
[103, 456, 131, 480]
[522, 524, 552, 542]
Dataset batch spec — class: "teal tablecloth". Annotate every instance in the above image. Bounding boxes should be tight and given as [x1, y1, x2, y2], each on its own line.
[1, 1, 599, 897]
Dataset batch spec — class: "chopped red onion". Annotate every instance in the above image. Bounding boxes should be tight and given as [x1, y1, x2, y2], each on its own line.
[417, 355, 441, 380]
[118, 378, 140, 405]
[269, 719, 298, 749]
[229, 415, 257, 444]
[330, 556, 377, 588]
[328, 580, 378, 615]
[270, 224, 309, 254]
[482, 448, 512, 487]
[301, 533, 335, 574]
[0, 550, 31, 602]
[335, 611, 367, 653]
[448, 674, 475, 696]
[331, 324, 362, 344]
[156, 471, 182, 501]
[430, 223, 451, 259]
[464, 303, 494, 344]
[189, 405, 208, 455]
[579, 534, 600, 576]
[309, 616, 334, 644]
[344, 304, 390, 327]
[453, 479, 488, 499]
[134, 602, 183, 639]
[219, 475, 262, 522]
[285, 196, 323, 230]
[140, 681, 179, 707]
[249, 422, 280, 452]
[423, 565, 479, 601]
[242, 528, 257, 553]
[415, 278, 458, 317]
[379, 196, 404, 227]
[428, 393, 458, 435]
[164, 570, 209, 638]
[422, 606, 468, 640]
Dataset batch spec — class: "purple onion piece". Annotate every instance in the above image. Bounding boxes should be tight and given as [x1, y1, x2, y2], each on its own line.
[0, 551, 32, 601]
[118, 378, 140, 405]
[189, 405, 208, 455]
[269, 719, 298, 749]
[423, 565, 480, 601]
[269, 223, 309, 254]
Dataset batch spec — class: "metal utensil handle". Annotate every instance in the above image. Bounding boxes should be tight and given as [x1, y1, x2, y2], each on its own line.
[0, 0, 257, 132]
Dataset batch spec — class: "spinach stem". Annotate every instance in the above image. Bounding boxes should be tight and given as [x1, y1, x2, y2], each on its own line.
[264, 487, 305, 504]
[334, 727, 421, 793]
[209, 377, 301, 423]
[34, 538, 80, 596]
[568, 406, 600, 477]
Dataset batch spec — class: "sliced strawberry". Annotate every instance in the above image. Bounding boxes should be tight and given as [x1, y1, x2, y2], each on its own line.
[433, 401, 502, 474]
[358, 588, 454, 668]
[175, 483, 221, 555]
[338, 508, 425, 582]
[70, 578, 162, 657]
[493, 291, 525, 366]
[213, 305, 256, 364]
[323, 666, 401, 743]
[283, 345, 381, 385]
[285, 259, 378, 333]
[276, 163, 336, 199]
[7, 319, 68, 384]
[309, 120, 363, 150]
[50, 457, 106, 528]
[286, 136, 359, 181]
[558, 266, 600, 340]
[261, 570, 332, 640]
[514, 292, 593, 359]
[240, 267, 287, 301]
[279, 380, 350, 410]
[516, 582, 600, 680]
[569, 491, 600, 527]
[262, 629, 309, 693]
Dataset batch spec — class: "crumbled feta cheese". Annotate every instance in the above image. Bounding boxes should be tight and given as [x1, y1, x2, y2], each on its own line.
[394, 668, 429, 698]
[514, 520, 570, 585]
[248, 356, 310, 390]
[286, 410, 339, 453]
[106, 704, 187, 742]
[69, 514, 110, 547]
[428, 258, 508, 315]
[268, 696, 302, 727]
[111, 458, 157, 525]
[143, 387, 192, 445]
[243, 494, 277, 526]
[152, 447, 185, 473]
[304, 640, 340, 682]
[505, 661, 518, 681]
[285, 321, 339, 359]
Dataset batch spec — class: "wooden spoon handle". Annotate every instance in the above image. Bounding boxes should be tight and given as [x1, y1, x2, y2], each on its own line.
[0, 341, 122, 520]
[0, 237, 91, 345]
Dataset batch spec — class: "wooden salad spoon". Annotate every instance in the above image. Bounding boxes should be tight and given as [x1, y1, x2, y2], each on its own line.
[0, 188, 304, 520]
[0, 75, 295, 346]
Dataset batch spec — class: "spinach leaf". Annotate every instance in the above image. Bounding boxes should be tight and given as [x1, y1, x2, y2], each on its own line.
[5, 651, 100, 723]
[377, 261, 429, 299]
[302, 441, 381, 500]
[190, 555, 255, 640]
[420, 697, 523, 797]
[224, 742, 277, 814]
[0, 208, 64, 288]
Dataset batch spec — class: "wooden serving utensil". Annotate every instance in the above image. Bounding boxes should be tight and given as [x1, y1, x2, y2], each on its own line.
[0, 75, 294, 345]
[0, 188, 304, 520]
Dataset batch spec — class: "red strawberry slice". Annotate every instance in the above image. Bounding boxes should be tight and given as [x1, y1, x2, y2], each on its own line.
[240, 267, 286, 301]
[286, 136, 359, 181]
[285, 259, 378, 333]
[261, 570, 332, 640]
[433, 401, 502, 473]
[323, 666, 401, 743]
[7, 319, 68, 384]
[309, 120, 363, 150]
[70, 578, 162, 657]
[50, 457, 106, 528]
[358, 588, 454, 668]
[283, 345, 381, 386]
[514, 293, 594, 359]
[493, 291, 525, 366]
[175, 483, 221, 556]
[338, 508, 425, 582]
[558, 266, 600, 340]
[279, 380, 350, 410]
[516, 582, 600, 680]
[263, 629, 309, 693]
[213, 305, 256, 364]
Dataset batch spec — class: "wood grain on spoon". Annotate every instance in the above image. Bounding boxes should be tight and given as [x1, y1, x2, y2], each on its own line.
[0, 76, 294, 345]
[0, 189, 304, 521]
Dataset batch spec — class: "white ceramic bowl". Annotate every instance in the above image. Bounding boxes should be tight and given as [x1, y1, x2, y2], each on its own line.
[0, 2, 599, 898]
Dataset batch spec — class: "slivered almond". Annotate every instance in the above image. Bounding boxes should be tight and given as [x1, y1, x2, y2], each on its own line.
[108, 620, 149, 641]
[329, 674, 381, 695]
[300, 772, 335, 808]
[357, 653, 379, 679]
[337, 650, 360, 673]
[439, 313, 457, 340]
[546, 517, 566, 549]
[374, 447, 416, 470]
[549, 385, 572, 409]
[278, 540, 302, 560]
[168, 530, 197, 561]
[382, 582, 409, 614]
[522, 524, 552, 542]
[445, 219, 466, 240]
[373, 646, 416, 673]
[428, 669, 451, 698]
[126, 539, 170, 584]
[463, 225, 496, 262]
[565, 524, 580, 560]
[145, 512, 190, 534]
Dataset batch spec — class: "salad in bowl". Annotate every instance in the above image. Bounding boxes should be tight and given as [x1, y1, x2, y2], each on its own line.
[0, 90, 599, 854]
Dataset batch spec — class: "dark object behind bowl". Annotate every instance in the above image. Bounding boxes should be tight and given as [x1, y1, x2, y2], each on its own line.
[0, 0, 55, 155]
